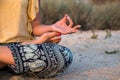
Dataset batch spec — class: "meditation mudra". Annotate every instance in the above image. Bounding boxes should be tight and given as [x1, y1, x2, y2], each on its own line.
[0, 0, 80, 78]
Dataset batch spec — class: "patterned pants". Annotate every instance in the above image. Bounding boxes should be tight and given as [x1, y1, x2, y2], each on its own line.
[0, 42, 73, 78]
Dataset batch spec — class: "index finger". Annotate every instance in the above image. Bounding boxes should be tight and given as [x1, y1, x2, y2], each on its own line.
[66, 15, 73, 28]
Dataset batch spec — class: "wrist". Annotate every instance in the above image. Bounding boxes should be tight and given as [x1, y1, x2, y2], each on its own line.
[21, 42, 31, 45]
[50, 25, 55, 32]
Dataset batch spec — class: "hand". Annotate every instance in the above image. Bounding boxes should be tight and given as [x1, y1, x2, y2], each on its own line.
[47, 32, 62, 44]
[22, 32, 58, 45]
[51, 14, 81, 34]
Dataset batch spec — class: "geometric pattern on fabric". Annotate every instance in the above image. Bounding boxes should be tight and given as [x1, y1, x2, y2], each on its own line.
[0, 42, 73, 78]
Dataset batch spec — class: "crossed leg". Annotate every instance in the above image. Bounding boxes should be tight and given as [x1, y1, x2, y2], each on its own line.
[0, 43, 73, 78]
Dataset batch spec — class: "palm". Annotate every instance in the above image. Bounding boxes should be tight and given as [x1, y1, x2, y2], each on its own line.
[52, 14, 80, 34]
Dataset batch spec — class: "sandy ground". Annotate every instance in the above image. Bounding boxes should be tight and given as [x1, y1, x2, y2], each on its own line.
[0, 30, 120, 80]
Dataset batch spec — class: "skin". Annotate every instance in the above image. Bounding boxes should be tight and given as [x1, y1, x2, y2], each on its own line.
[0, 0, 80, 69]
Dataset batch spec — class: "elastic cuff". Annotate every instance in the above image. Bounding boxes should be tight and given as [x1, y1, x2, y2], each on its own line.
[7, 44, 25, 74]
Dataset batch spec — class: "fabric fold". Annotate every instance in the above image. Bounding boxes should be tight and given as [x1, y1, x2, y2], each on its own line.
[28, 0, 39, 22]
[27, 0, 39, 35]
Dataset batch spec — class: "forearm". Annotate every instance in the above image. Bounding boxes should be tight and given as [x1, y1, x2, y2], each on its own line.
[32, 24, 53, 36]
[31, 9, 53, 36]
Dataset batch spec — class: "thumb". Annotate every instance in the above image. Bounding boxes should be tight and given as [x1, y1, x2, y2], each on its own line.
[59, 14, 68, 22]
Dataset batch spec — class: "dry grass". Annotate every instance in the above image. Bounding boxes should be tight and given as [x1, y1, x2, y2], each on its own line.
[90, 0, 120, 4]
[40, 0, 120, 30]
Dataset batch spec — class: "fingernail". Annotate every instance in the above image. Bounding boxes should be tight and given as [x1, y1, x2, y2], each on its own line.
[78, 25, 81, 27]
[67, 16, 70, 19]
[57, 33, 61, 36]
[65, 14, 68, 16]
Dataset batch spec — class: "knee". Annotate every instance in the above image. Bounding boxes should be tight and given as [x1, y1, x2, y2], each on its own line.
[36, 45, 73, 78]
[34, 43, 73, 78]
[53, 44, 73, 74]
[60, 46, 73, 70]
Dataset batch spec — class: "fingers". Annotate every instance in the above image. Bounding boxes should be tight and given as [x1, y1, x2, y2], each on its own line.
[51, 25, 71, 34]
[52, 39, 61, 44]
[69, 25, 81, 33]
[22, 32, 58, 45]
[58, 14, 67, 24]
[34, 32, 57, 44]
[72, 25, 81, 30]
[57, 14, 73, 27]
[48, 36, 61, 44]
[49, 36, 61, 41]
[66, 15, 73, 28]
[47, 33, 62, 44]
[42, 32, 58, 39]
[62, 14, 67, 22]
[57, 32, 61, 36]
